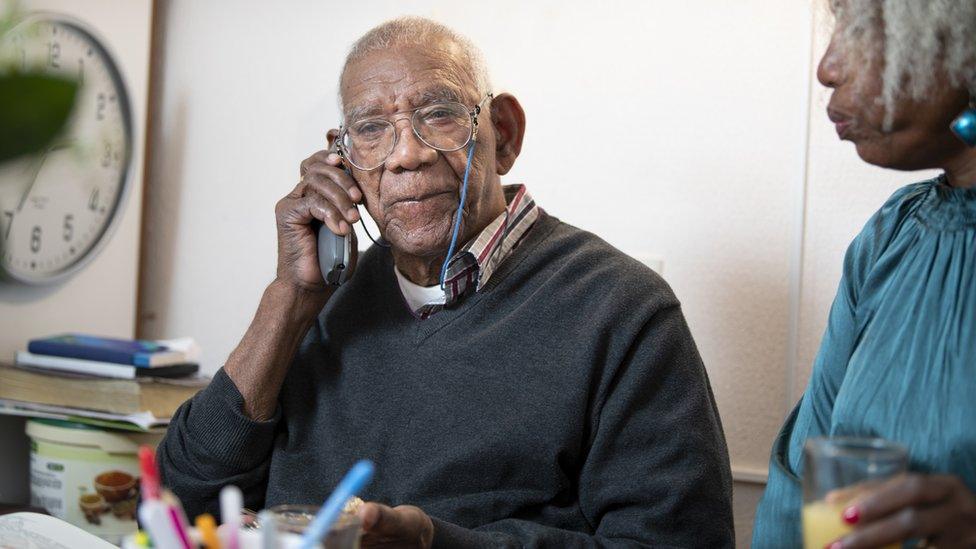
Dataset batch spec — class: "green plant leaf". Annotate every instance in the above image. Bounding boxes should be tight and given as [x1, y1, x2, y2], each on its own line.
[0, 73, 78, 163]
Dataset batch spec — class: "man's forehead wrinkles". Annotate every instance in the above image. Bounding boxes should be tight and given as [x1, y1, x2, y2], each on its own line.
[418, 83, 463, 103]
[345, 82, 468, 122]
[342, 49, 477, 120]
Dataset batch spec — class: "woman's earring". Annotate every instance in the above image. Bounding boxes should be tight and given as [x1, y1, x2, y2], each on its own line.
[951, 96, 976, 147]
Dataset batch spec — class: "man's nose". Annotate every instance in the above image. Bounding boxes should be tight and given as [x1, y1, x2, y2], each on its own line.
[816, 40, 843, 89]
[385, 118, 438, 172]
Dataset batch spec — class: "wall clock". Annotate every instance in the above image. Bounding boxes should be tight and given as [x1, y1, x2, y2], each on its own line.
[0, 13, 133, 285]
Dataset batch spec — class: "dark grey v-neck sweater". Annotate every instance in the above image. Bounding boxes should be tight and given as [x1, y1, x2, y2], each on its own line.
[158, 212, 733, 548]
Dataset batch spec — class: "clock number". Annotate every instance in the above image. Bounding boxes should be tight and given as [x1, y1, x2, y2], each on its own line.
[2, 211, 11, 240]
[101, 142, 113, 168]
[89, 188, 100, 211]
[96, 93, 106, 121]
[48, 41, 60, 69]
[30, 226, 42, 253]
[63, 214, 74, 242]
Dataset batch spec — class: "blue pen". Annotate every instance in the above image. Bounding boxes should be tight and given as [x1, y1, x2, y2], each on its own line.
[299, 460, 375, 549]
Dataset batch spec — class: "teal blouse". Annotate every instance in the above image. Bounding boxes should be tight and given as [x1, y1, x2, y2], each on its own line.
[753, 175, 976, 547]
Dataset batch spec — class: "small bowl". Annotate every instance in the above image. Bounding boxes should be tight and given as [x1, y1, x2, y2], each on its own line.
[79, 493, 108, 514]
[94, 470, 136, 503]
[111, 497, 138, 519]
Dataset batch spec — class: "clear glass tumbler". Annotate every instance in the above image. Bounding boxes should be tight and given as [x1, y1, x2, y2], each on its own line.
[265, 504, 361, 549]
[802, 437, 908, 549]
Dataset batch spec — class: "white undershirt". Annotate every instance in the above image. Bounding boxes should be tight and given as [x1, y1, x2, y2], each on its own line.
[394, 267, 446, 312]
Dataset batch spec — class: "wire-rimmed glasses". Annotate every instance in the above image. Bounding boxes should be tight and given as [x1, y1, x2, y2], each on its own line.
[335, 93, 493, 171]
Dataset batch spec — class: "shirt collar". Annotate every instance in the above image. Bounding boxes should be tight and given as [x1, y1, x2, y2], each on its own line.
[398, 184, 540, 319]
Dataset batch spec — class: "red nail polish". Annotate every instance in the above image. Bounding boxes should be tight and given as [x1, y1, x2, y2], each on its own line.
[842, 505, 860, 525]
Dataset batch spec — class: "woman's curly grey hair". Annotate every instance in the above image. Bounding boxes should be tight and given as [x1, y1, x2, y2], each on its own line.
[831, 0, 976, 128]
[338, 16, 492, 111]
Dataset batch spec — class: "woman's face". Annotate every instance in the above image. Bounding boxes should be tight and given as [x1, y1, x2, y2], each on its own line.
[816, 18, 970, 171]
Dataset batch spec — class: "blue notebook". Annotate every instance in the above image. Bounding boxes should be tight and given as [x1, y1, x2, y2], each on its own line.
[27, 334, 187, 367]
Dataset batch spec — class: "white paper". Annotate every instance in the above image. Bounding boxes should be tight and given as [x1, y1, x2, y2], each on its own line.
[0, 512, 118, 549]
[155, 337, 201, 362]
[0, 399, 167, 430]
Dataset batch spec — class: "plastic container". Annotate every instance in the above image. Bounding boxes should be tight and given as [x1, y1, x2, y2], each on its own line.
[26, 419, 163, 546]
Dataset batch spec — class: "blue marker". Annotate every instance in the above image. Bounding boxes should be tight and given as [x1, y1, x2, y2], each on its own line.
[299, 460, 375, 549]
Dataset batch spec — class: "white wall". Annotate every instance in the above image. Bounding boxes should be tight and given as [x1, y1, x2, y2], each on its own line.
[139, 1, 941, 545]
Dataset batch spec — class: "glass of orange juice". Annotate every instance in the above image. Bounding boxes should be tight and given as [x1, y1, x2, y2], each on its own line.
[802, 437, 908, 549]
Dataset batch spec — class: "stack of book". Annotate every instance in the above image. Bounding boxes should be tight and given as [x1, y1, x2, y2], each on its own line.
[0, 334, 209, 431]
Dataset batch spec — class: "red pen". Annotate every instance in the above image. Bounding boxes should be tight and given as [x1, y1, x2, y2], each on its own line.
[139, 445, 192, 549]
[139, 445, 161, 501]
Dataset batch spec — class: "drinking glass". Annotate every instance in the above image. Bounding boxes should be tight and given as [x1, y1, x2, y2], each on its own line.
[802, 437, 908, 549]
[266, 504, 361, 549]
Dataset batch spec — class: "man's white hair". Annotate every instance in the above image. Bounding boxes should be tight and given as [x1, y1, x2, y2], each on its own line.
[338, 16, 492, 111]
[831, 0, 976, 127]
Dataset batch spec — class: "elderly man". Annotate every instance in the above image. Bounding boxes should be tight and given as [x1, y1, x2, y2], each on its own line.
[159, 17, 733, 548]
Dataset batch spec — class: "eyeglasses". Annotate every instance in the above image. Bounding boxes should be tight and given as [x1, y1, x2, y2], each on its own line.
[335, 93, 493, 171]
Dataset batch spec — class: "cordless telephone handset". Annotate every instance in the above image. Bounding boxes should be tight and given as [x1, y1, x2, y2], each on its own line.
[317, 138, 354, 286]
[317, 221, 351, 286]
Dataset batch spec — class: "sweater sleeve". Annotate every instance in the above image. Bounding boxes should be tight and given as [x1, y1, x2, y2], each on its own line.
[156, 368, 281, 519]
[429, 303, 734, 548]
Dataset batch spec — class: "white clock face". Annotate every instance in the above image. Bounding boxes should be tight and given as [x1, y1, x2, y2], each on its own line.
[0, 15, 132, 285]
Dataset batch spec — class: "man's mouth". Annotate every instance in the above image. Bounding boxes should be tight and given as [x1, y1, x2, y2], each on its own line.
[388, 190, 455, 207]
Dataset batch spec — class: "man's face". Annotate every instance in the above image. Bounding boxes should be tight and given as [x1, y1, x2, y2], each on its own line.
[340, 43, 498, 258]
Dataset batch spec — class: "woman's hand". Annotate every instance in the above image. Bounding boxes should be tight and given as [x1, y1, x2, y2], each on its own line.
[830, 473, 976, 548]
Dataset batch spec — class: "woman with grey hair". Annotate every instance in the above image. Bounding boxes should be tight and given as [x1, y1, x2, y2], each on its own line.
[752, 1, 976, 547]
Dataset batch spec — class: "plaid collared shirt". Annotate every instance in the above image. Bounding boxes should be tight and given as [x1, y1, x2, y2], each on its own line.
[408, 184, 540, 319]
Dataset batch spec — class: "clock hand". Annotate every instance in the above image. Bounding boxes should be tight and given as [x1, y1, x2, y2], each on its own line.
[15, 156, 46, 214]
[14, 139, 74, 214]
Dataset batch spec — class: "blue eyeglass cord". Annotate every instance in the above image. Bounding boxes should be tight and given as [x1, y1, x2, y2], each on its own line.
[439, 140, 476, 290]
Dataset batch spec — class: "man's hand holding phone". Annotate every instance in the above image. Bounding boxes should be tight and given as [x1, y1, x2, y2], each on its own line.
[223, 136, 365, 421]
[274, 138, 362, 293]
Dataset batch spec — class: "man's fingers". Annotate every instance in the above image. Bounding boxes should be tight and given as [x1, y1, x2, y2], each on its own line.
[286, 178, 307, 199]
[278, 194, 350, 235]
[839, 504, 950, 548]
[358, 502, 380, 531]
[357, 503, 434, 547]
[851, 474, 955, 525]
[309, 195, 351, 236]
[300, 150, 332, 176]
[358, 502, 400, 533]
[304, 160, 364, 204]
[303, 172, 361, 224]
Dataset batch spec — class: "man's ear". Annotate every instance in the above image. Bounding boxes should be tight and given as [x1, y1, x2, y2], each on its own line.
[490, 93, 525, 175]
